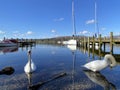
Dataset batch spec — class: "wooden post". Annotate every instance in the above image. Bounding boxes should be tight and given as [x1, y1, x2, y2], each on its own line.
[81, 40, 83, 47]
[103, 43, 106, 52]
[92, 36, 95, 58]
[92, 36, 95, 49]
[88, 37, 90, 57]
[84, 37, 86, 49]
[98, 34, 101, 59]
[110, 32, 113, 54]
[88, 37, 90, 49]
[99, 34, 102, 49]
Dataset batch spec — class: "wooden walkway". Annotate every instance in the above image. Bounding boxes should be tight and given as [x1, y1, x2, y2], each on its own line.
[79, 32, 120, 54]
[18, 39, 36, 46]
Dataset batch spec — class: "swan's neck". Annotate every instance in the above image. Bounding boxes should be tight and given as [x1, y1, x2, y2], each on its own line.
[104, 57, 111, 64]
[104, 54, 116, 67]
[28, 53, 32, 61]
[28, 54, 32, 69]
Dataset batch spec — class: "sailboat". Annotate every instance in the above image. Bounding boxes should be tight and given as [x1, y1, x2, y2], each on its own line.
[94, 1, 99, 38]
[94, 1, 99, 49]
[63, 0, 77, 45]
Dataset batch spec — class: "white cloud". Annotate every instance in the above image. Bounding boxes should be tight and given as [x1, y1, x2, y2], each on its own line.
[86, 19, 95, 24]
[78, 30, 90, 34]
[0, 30, 5, 34]
[54, 17, 64, 22]
[12, 31, 34, 38]
[13, 31, 19, 33]
[13, 31, 21, 37]
[51, 29, 56, 33]
[13, 31, 19, 35]
[101, 27, 106, 31]
[26, 31, 33, 35]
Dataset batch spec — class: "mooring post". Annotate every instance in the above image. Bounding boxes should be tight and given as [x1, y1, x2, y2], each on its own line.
[98, 34, 101, 59]
[92, 35, 95, 58]
[110, 32, 113, 54]
[88, 37, 90, 57]
[88, 37, 90, 49]
[84, 37, 86, 49]
[92, 35, 95, 49]
[103, 42, 105, 52]
[103, 37, 106, 52]
[99, 34, 102, 49]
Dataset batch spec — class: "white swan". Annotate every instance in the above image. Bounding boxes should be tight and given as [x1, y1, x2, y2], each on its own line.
[83, 54, 116, 72]
[24, 50, 36, 73]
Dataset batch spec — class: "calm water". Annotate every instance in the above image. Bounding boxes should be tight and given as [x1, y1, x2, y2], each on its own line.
[0, 44, 120, 90]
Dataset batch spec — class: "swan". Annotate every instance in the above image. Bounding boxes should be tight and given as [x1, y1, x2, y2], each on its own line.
[24, 50, 36, 73]
[83, 54, 116, 72]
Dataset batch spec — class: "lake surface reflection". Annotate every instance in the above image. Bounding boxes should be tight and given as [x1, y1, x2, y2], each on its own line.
[0, 44, 120, 90]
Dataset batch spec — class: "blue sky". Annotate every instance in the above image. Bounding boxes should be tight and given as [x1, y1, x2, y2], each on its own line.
[0, 0, 120, 39]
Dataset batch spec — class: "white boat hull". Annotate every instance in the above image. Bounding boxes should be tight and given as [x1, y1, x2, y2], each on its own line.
[67, 39, 77, 45]
[0, 43, 17, 47]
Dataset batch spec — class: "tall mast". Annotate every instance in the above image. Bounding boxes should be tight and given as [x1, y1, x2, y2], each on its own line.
[95, 1, 99, 37]
[72, 0, 76, 38]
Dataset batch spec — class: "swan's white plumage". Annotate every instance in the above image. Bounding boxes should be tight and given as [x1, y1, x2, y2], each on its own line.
[83, 54, 116, 72]
[24, 50, 36, 73]
[24, 59, 36, 73]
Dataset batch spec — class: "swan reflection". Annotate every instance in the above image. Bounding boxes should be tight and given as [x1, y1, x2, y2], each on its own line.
[83, 70, 116, 90]
[26, 73, 33, 89]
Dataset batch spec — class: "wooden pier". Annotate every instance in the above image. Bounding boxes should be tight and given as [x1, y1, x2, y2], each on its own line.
[18, 39, 36, 46]
[79, 32, 120, 54]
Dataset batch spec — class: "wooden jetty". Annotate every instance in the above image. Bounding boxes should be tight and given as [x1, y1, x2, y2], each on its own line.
[18, 39, 36, 46]
[79, 32, 120, 54]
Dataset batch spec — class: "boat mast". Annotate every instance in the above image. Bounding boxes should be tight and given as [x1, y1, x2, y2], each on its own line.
[95, 1, 99, 37]
[72, 0, 76, 39]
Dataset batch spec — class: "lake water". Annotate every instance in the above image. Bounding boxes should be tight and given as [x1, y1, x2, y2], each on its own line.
[0, 44, 120, 90]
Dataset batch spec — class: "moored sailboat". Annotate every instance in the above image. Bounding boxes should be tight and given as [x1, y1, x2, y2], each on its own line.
[0, 39, 18, 47]
[63, 0, 77, 45]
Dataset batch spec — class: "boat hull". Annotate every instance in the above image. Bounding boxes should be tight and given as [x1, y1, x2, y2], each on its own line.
[0, 43, 18, 47]
[67, 39, 77, 45]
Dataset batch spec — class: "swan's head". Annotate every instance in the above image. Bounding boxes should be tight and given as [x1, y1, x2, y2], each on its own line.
[104, 54, 117, 67]
[28, 50, 31, 55]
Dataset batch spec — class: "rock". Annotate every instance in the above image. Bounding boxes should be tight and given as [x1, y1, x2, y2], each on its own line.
[0, 67, 15, 75]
